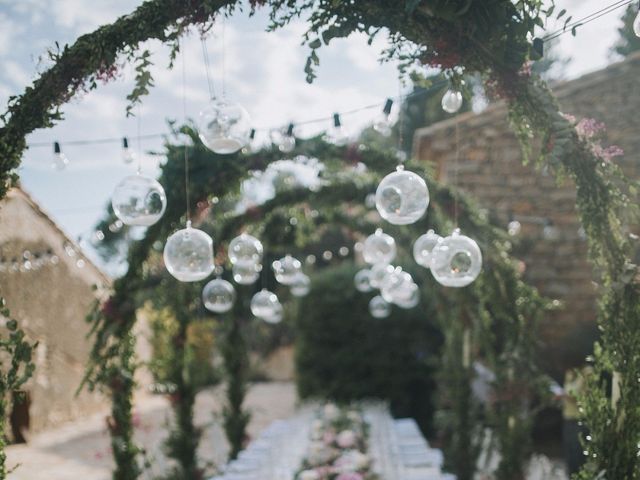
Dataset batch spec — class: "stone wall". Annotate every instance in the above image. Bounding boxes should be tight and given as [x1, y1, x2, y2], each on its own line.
[413, 52, 640, 375]
[0, 188, 110, 435]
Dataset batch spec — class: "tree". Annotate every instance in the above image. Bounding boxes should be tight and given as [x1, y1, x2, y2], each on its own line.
[612, 5, 640, 57]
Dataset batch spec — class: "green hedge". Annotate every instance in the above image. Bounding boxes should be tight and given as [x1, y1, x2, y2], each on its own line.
[296, 262, 442, 434]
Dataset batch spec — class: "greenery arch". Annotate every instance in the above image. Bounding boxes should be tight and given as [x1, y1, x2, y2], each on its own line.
[84, 132, 549, 480]
[0, 1, 638, 480]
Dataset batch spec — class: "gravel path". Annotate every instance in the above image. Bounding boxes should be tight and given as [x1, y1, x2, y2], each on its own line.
[6, 382, 297, 480]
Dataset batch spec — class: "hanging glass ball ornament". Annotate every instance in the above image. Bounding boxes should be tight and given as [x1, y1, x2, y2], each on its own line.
[394, 282, 420, 309]
[198, 97, 251, 154]
[290, 273, 311, 297]
[354, 269, 374, 293]
[413, 230, 442, 268]
[232, 262, 261, 285]
[251, 289, 281, 318]
[228, 233, 263, 267]
[111, 174, 167, 226]
[163, 221, 215, 282]
[202, 278, 236, 313]
[375, 166, 429, 225]
[262, 301, 284, 324]
[441, 89, 463, 114]
[272, 255, 302, 285]
[362, 229, 397, 265]
[634, 10, 640, 37]
[369, 263, 395, 289]
[369, 295, 391, 319]
[380, 267, 414, 304]
[431, 228, 482, 288]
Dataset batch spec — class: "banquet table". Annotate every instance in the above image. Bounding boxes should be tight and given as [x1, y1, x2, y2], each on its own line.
[210, 403, 456, 480]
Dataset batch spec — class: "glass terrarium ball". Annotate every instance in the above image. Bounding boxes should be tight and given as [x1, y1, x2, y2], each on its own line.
[441, 89, 463, 114]
[261, 301, 284, 324]
[375, 166, 429, 225]
[198, 98, 251, 154]
[413, 230, 442, 268]
[290, 273, 311, 297]
[431, 229, 482, 288]
[380, 268, 414, 304]
[111, 174, 167, 226]
[272, 255, 302, 285]
[202, 278, 236, 313]
[163, 223, 215, 282]
[251, 289, 281, 318]
[369, 263, 394, 289]
[354, 269, 374, 293]
[228, 233, 263, 267]
[394, 281, 420, 309]
[369, 295, 391, 319]
[232, 262, 261, 285]
[362, 229, 397, 265]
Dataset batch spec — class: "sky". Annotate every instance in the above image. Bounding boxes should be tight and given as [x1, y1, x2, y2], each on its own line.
[0, 0, 630, 257]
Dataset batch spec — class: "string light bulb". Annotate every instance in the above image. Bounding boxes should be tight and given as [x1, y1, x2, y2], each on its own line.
[441, 89, 463, 114]
[52, 141, 68, 170]
[279, 123, 296, 153]
[122, 137, 136, 164]
[373, 98, 394, 137]
[324, 113, 348, 146]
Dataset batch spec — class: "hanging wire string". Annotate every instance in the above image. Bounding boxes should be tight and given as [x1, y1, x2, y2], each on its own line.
[182, 37, 191, 224]
[397, 73, 406, 166]
[222, 16, 227, 99]
[454, 118, 460, 225]
[543, 0, 634, 41]
[136, 104, 142, 173]
[200, 35, 217, 100]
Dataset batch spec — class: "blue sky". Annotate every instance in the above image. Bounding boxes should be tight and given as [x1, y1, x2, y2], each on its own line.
[0, 0, 628, 250]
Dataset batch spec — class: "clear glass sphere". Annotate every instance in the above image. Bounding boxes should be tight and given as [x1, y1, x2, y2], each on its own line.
[111, 174, 167, 226]
[375, 166, 429, 225]
[441, 89, 463, 114]
[369, 263, 394, 289]
[634, 10, 640, 37]
[163, 223, 215, 282]
[369, 295, 391, 319]
[202, 278, 236, 313]
[52, 152, 69, 170]
[394, 282, 420, 309]
[272, 255, 302, 285]
[290, 273, 311, 297]
[431, 229, 482, 288]
[380, 268, 414, 304]
[232, 262, 261, 285]
[251, 289, 281, 318]
[228, 233, 263, 267]
[413, 230, 442, 268]
[354, 269, 374, 293]
[198, 98, 251, 154]
[262, 301, 284, 324]
[362, 229, 397, 265]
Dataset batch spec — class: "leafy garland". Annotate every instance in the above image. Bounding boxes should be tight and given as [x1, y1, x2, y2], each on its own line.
[0, 0, 638, 478]
[0, 300, 36, 479]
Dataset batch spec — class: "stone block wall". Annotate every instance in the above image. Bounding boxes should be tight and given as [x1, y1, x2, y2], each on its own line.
[413, 52, 640, 375]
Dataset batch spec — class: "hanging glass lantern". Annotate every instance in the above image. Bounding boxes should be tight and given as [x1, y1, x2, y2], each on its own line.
[369, 295, 391, 319]
[272, 255, 302, 285]
[362, 229, 397, 265]
[111, 173, 167, 226]
[431, 229, 482, 288]
[290, 273, 311, 297]
[375, 165, 429, 225]
[228, 233, 263, 267]
[202, 278, 236, 313]
[198, 97, 252, 154]
[413, 230, 442, 268]
[163, 222, 215, 282]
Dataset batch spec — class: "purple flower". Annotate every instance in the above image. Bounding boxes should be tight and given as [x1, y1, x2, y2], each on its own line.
[575, 118, 605, 140]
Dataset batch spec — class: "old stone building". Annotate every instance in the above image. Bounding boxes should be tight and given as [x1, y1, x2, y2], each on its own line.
[0, 187, 110, 439]
[414, 52, 640, 375]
